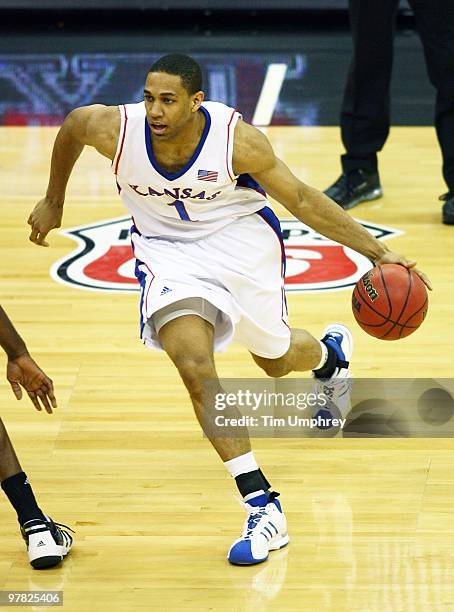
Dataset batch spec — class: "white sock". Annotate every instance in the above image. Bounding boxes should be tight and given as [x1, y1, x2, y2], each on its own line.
[224, 451, 259, 478]
[243, 490, 266, 503]
[313, 340, 328, 371]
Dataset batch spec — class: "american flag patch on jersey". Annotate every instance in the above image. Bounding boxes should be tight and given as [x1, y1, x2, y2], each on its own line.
[197, 169, 218, 182]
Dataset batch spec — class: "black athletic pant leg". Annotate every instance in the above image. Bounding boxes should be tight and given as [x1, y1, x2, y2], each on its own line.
[410, 0, 454, 192]
[340, 0, 400, 174]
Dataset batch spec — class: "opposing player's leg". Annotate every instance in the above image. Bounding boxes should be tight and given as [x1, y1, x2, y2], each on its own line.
[410, 0, 454, 223]
[0, 418, 73, 569]
[157, 312, 288, 565]
[325, 0, 399, 208]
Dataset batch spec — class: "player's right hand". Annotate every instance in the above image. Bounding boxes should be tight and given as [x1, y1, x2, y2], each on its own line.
[374, 249, 433, 291]
[7, 352, 57, 413]
[28, 197, 64, 247]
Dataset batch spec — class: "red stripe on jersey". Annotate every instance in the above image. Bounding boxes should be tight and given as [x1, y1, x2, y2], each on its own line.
[143, 264, 155, 320]
[114, 104, 128, 175]
[226, 109, 236, 182]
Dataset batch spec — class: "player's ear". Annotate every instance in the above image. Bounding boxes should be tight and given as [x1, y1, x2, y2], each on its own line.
[191, 91, 204, 113]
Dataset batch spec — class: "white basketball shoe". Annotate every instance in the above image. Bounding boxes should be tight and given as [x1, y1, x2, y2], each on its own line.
[312, 323, 354, 431]
[21, 516, 74, 569]
[228, 493, 289, 566]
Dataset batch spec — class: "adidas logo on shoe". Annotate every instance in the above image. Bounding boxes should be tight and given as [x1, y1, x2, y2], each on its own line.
[228, 493, 289, 565]
[21, 516, 74, 569]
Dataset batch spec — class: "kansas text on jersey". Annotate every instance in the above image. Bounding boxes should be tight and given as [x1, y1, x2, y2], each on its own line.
[111, 101, 268, 240]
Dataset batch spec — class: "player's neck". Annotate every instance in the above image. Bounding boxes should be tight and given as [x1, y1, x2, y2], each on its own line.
[152, 110, 206, 171]
[155, 110, 205, 153]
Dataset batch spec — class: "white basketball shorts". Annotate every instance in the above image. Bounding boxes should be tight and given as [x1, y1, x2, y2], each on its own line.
[130, 206, 290, 358]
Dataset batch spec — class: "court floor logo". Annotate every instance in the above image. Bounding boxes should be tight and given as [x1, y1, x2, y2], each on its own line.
[50, 216, 402, 293]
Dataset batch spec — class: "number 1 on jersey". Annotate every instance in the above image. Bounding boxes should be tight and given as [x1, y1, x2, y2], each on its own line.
[168, 199, 192, 221]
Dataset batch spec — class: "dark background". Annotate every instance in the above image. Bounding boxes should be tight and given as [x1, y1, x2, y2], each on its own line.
[0, 0, 351, 8]
[0, 1, 433, 127]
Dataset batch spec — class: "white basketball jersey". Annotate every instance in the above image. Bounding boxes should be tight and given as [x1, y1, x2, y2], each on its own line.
[111, 101, 268, 239]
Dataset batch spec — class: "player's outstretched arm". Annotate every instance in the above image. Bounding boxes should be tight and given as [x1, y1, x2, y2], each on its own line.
[28, 104, 119, 247]
[233, 120, 432, 290]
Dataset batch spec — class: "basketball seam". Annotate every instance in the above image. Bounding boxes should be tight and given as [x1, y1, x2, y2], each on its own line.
[379, 267, 413, 339]
[352, 297, 422, 328]
[352, 300, 422, 328]
[378, 265, 393, 320]
[398, 295, 428, 338]
[354, 277, 393, 321]
[352, 287, 412, 326]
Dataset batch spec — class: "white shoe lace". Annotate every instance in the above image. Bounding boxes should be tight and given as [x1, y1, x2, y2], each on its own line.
[238, 499, 268, 540]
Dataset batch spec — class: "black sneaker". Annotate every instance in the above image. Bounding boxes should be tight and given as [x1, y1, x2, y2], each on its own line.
[440, 193, 454, 225]
[21, 516, 74, 569]
[324, 169, 383, 210]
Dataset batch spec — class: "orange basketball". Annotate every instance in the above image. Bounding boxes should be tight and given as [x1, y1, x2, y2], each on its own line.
[352, 264, 428, 340]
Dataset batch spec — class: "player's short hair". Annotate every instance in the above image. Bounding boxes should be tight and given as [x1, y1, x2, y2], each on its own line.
[148, 54, 203, 95]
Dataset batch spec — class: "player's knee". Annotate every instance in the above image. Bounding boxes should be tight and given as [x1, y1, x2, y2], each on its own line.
[257, 357, 291, 378]
[175, 353, 216, 396]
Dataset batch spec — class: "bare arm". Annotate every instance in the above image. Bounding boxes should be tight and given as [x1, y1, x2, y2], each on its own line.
[28, 104, 120, 246]
[232, 120, 432, 288]
[0, 305, 27, 360]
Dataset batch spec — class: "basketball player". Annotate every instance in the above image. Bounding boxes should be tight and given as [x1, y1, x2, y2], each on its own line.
[27, 54, 430, 566]
[0, 304, 73, 568]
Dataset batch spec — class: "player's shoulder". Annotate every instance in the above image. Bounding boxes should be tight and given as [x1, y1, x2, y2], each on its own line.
[68, 104, 119, 136]
[202, 100, 237, 121]
[232, 119, 275, 175]
[83, 105, 120, 139]
[81, 101, 144, 129]
[65, 104, 120, 159]
[121, 101, 146, 118]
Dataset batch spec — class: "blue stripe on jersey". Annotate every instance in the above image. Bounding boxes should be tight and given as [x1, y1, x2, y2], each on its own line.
[144, 106, 212, 181]
[256, 206, 288, 316]
[236, 173, 266, 197]
[130, 224, 146, 337]
[135, 260, 147, 338]
[256, 206, 286, 273]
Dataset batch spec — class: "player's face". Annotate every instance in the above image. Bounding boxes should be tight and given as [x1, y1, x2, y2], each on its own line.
[144, 72, 203, 140]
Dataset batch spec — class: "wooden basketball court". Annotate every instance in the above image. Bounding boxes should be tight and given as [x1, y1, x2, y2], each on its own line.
[0, 125, 453, 610]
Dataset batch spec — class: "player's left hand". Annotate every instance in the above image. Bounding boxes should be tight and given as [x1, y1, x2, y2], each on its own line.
[27, 196, 63, 247]
[374, 250, 432, 291]
[6, 353, 57, 413]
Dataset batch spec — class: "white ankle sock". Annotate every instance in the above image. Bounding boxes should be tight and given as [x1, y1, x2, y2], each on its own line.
[243, 490, 266, 503]
[313, 340, 328, 371]
[224, 451, 259, 478]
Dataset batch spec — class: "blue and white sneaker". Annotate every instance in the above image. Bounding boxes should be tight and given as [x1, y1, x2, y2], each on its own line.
[228, 493, 289, 566]
[318, 323, 353, 380]
[312, 324, 354, 431]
